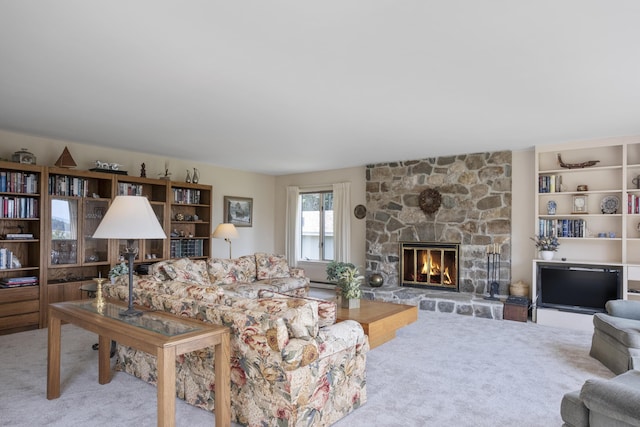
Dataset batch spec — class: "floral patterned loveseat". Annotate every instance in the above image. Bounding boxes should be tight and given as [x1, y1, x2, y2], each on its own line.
[103, 257, 368, 427]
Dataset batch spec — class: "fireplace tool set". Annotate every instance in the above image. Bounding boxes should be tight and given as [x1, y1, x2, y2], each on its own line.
[485, 243, 500, 300]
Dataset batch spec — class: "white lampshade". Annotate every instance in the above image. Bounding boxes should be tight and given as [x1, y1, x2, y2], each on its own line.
[93, 196, 167, 239]
[212, 223, 239, 240]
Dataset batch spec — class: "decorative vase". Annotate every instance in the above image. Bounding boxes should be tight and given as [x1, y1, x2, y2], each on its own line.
[540, 250, 554, 260]
[341, 297, 360, 309]
[369, 273, 384, 287]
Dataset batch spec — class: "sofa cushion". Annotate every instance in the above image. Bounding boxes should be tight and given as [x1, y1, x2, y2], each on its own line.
[149, 260, 173, 281]
[258, 290, 336, 328]
[593, 313, 640, 348]
[231, 296, 319, 339]
[560, 390, 589, 427]
[580, 370, 640, 426]
[255, 252, 290, 280]
[127, 276, 223, 302]
[207, 255, 256, 285]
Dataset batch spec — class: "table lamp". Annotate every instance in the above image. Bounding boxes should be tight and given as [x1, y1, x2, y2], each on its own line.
[212, 223, 238, 258]
[93, 196, 166, 316]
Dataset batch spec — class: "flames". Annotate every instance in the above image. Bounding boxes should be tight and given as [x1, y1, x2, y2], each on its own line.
[420, 252, 452, 285]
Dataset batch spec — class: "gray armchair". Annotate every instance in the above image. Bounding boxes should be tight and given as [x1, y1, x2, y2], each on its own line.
[590, 300, 640, 374]
[561, 370, 640, 427]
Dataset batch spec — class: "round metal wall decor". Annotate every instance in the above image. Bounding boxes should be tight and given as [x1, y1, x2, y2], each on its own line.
[419, 188, 442, 214]
[354, 204, 367, 219]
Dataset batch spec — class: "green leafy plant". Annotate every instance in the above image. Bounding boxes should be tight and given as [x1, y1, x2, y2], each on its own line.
[337, 265, 364, 300]
[531, 235, 560, 252]
[326, 261, 356, 282]
[108, 262, 129, 280]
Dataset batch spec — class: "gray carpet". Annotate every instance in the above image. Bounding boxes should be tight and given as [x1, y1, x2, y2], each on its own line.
[0, 311, 613, 426]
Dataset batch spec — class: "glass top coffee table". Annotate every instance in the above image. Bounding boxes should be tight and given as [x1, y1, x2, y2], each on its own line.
[47, 300, 230, 427]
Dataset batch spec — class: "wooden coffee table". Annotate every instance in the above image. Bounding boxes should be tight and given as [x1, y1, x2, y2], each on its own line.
[336, 299, 418, 348]
[47, 300, 230, 427]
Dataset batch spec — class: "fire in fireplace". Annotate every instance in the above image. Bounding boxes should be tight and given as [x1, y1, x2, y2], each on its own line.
[400, 242, 459, 291]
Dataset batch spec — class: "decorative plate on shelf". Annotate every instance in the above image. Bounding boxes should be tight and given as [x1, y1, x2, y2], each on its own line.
[600, 195, 620, 214]
[547, 200, 557, 215]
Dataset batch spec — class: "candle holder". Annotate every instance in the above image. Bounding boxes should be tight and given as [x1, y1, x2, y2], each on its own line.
[93, 277, 108, 311]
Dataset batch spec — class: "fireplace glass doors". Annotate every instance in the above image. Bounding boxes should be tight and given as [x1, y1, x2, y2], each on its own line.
[400, 242, 459, 291]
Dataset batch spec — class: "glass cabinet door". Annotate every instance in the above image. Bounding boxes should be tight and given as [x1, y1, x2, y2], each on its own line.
[118, 202, 165, 262]
[147, 202, 166, 260]
[83, 198, 110, 263]
[50, 198, 79, 265]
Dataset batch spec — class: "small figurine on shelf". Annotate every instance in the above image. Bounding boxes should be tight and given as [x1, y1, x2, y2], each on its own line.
[140, 163, 146, 178]
[192, 168, 200, 184]
[159, 161, 171, 180]
[186, 169, 192, 183]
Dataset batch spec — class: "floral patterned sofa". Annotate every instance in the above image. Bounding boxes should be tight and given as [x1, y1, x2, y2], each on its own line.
[104, 256, 368, 427]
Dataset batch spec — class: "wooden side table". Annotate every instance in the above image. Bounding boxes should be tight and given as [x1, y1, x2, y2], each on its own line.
[47, 300, 230, 427]
[336, 299, 418, 348]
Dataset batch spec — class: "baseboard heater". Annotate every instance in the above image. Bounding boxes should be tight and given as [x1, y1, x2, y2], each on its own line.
[309, 281, 336, 289]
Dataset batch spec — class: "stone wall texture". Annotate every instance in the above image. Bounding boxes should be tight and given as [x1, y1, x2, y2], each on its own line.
[365, 151, 512, 296]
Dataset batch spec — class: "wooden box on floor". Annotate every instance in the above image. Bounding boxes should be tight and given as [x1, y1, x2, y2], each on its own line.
[503, 296, 529, 322]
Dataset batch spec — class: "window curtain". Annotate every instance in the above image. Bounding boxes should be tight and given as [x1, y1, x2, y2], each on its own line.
[332, 182, 351, 262]
[285, 186, 300, 266]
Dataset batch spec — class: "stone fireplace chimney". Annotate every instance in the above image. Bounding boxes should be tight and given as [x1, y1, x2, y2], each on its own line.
[365, 151, 512, 296]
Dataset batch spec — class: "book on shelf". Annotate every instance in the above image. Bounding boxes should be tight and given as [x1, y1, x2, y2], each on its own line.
[5, 233, 34, 240]
[0, 171, 39, 194]
[1, 276, 37, 284]
[0, 248, 22, 269]
[0, 276, 38, 288]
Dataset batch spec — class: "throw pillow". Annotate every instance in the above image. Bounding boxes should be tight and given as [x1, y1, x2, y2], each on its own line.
[149, 260, 172, 281]
[255, 252, 290, 280]
[207, 256, 255, 285]
[161, 258, 211, 286]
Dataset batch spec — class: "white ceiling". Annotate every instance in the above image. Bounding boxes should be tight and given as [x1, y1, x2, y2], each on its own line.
[1, 1, 639, 175]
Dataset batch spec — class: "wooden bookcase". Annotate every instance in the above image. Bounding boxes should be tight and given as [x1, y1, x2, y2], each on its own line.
[169, 182, 212, 260]
[44, 167, 115, 324]
[0, 162, 213, 333]
[115, 175, 170, 264]
[0, 160, 45, 334]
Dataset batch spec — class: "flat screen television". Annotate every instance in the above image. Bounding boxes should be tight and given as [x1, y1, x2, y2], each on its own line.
[536, 263, 622, 314]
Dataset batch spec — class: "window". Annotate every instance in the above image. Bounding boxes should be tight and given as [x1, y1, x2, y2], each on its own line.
[300, 191, 333, 261]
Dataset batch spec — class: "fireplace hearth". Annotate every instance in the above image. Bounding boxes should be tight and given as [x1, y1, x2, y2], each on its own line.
[400, 242, 459, 291]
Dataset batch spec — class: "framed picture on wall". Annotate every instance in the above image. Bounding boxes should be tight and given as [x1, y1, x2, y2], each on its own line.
[224, 196, 253, 227]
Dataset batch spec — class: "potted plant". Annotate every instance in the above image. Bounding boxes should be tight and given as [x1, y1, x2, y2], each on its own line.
[337, 265, 364, 309]
[531, 235, 559, 260]
[108, 262, 129, 283]
[326, 261, 356, 283]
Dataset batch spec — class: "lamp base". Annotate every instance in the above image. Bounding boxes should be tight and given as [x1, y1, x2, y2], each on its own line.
[119, 243, 142, 317]
[119, 307, 144, 317]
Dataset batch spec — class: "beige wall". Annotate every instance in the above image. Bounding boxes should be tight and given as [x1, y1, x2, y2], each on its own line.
[1, 129, 536, 288]
[274, 151, 536, 289]
[274, 167, 367, 282]
[512, 148, 535, 290]
[0, 129, 276, 259]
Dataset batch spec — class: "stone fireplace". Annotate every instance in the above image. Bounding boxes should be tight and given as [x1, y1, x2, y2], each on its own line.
[365, 151, 512, 304]
[400, 242, 459, 291]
